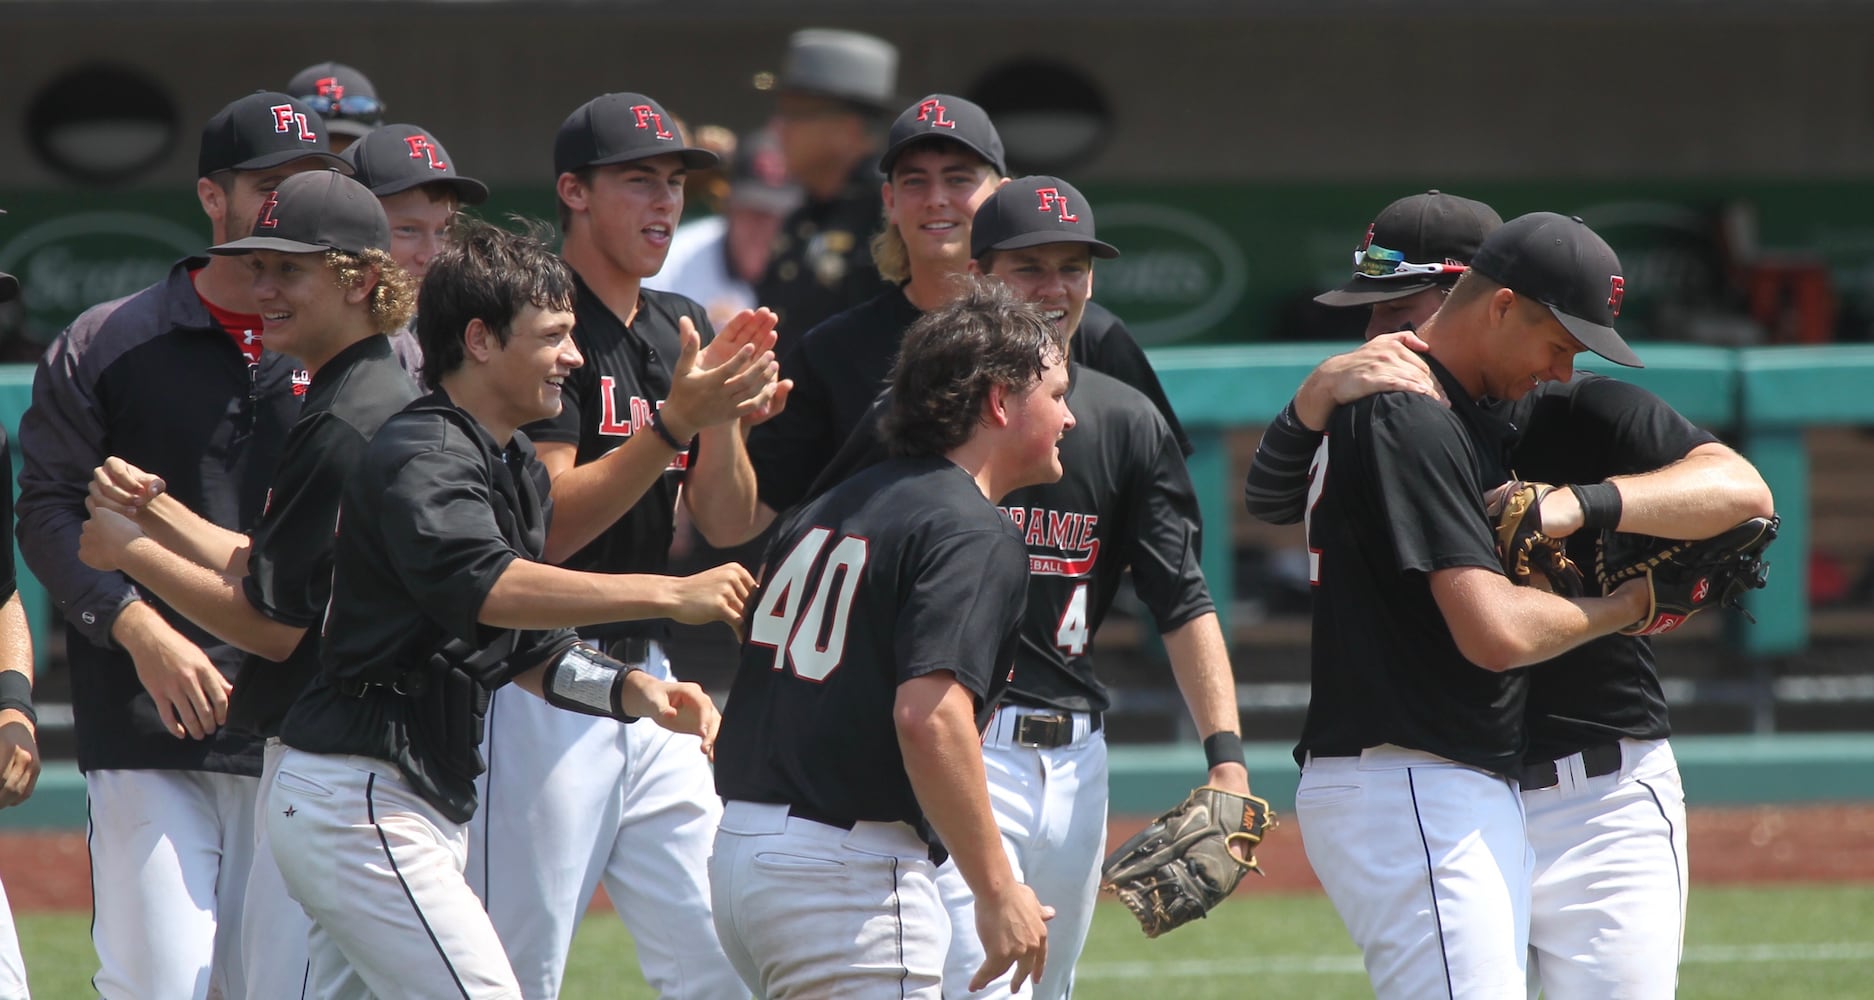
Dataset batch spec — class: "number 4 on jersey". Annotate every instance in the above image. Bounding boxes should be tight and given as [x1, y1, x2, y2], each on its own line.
[748, 527, 870, 682]
[1055, 582, 1090, 655]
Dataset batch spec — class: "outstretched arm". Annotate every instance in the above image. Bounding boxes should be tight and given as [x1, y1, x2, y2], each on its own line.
[1161, 613, 1251, 793]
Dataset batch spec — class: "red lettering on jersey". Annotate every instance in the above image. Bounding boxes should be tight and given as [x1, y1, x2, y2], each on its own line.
[1047, 510, 1076, 549]
[999, 506, 1026, 531]
[916, 98, 957, 129]
[315, 76, 344, 100]
[1035, 187, 1080, 223]
[598, 376, 631, 435]
[631, 105, 674, 140]
[271, 104, 296, 133]
[1691, 577, 1710, 603]
[1076, 514, 1099, 549]
[256, 190, 283, 230]
[1607, 275, 1626, 317]
[1024, 516, 1047, 547]
[630, 396, 656, 432]
[404, 135, 448, 170]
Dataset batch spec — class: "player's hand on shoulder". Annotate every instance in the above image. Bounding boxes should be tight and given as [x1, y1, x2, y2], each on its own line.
[971, 881, 1054, 994]
[89, 456, 165, 518]
[1327, 331, 1438, 405]
[113, 604, 231, 740]
[668, 562, 757, 630]
[0, 708, 40, 809]
[621, 673, 722, 758]
[77, 503, 146, 571]
[663, 316, 781, 439]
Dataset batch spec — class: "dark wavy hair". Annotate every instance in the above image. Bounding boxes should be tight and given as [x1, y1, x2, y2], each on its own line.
[416, 215, 577, 391]
[881, 276, 1066, 458]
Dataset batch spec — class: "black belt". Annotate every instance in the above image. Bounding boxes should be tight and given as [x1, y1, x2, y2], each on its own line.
[1521, 743, 1622, 790]
[335, 669, 429, 699]
[1010, 710, 1102, 749]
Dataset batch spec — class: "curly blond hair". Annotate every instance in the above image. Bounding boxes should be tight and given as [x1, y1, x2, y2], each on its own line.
[326, 248, 417, 334]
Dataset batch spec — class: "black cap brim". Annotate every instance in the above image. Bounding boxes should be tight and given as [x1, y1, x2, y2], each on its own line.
[369, 175, 491, 206]
[981, 229, 1119, 260]
[587, 147, 720, 172]
[1313, 274, 1440, 308]
[233, 149, 354, 174]
[1552, 308, 1644, 368]
[207, 236, 335, 255]
[0, 273, 18, 303]
[879, 137, 1003, 178]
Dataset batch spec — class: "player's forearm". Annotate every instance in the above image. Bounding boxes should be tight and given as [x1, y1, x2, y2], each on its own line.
[480, 558, 680, 629]
[1162, 614, 1241, 741]
[139, 493, 253, 575]
[0, 596, 31, 681]
[683, 426, 764, 547]
[1437, 570, 1644, 671]
[1607, 445, 1775, 540]
[117, 537, 304, 661]
[539, 437, 679, 565]
[896, 675, 1017, 902]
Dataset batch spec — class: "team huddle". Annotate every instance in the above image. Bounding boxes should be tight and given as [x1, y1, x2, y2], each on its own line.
[0, 24, 1779, 1000]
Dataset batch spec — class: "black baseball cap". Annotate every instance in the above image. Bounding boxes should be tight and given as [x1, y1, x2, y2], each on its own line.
[342, 125, 489, 205]
[880, 94, 1007, 177]
[1316, 190, 1501, 308]
[287, 62, 385, 138]
[198, 92, 351, 177]
[727, 129, 802, 215]
[972, 176, 1118, 260]
[554, 93, 719, 177]
[208, 171, 390, 256]
[1471, 212, 1642, 368]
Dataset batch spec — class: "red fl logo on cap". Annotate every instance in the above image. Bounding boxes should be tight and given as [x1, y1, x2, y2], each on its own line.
[316, 77, 344, 100]
[631, 105, 674, 140]
[1608, 275, 1626, 317]
[269, 105, 317, 142]
[917, 98, 956, 129]
[404, 135, 448, 170]
[1358, 223, 1376, 254]
[1035, 187, 1079, 223]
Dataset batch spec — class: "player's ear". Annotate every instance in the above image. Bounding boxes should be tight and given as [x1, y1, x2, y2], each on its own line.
[966, 258, 984, 278]
[464, 317, 497, 363]
[344, 262, 380, 306]
[1488, 286, 1518, 328]
[196, 177, 225, 227]
[880, 179, 895, 214]
[556, 172, 590, 216]
[985, 381, 1011, 427]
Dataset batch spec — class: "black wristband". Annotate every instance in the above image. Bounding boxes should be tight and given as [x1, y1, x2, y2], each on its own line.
[1203, 732, 1245, 771]
[648, 410, 690, 451]
[0, 671, 35, 726]
[1568, 482, 1623, 532]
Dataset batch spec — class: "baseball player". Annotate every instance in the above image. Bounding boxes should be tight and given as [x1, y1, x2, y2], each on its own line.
[287, 61, 386, 153]
[1249, 195, 1773, 999]
[73, 170, 421, 1000]
[265, 217, 749, 998]
[15, 91, 347, 1000]
[465, 92, 781, 1000]
[0, 256, 40, 1000]
[340, 122, 490, 376]
[804, 176, 1248, 999]
[757, 28, 899, 350]
[1286, 213, 1656, 998]
[712, 278, 1067, 998]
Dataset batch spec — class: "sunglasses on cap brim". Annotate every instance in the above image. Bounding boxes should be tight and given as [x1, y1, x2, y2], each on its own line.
[1354, 243, 1468, 280]
[297, 94, 386, 120]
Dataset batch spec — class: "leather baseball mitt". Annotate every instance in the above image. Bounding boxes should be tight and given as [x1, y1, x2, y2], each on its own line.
[1596, 514, 1780, 636]
[1487, 480, 1584, 596]
[1099, 786, 1273, 938]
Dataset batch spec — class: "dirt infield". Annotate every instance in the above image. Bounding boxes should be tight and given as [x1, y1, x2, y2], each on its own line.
[1, 803, 1870, 912]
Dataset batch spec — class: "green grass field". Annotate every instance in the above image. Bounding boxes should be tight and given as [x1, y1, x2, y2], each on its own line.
[17, 884, 1874, 997]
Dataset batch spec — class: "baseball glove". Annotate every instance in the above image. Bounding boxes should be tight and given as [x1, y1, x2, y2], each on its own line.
[1596, 515, 1780, 636]
[1487, 480, 1584, 596]
[1099, 786, 1273, 938]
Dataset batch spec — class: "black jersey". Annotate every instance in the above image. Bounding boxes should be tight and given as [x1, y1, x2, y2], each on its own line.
[1297, 356, 1527, 777]
[715, 457, 1029, 851]
[748, 286, 920, 512]
[1072, 302, 1192, 458]
[756, 161, 887, 356]
[229, 335, 420, 737]
[522, 276, 713, 637]
[280, 393, 578, 822]
[1506, 374, 1717, 761]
